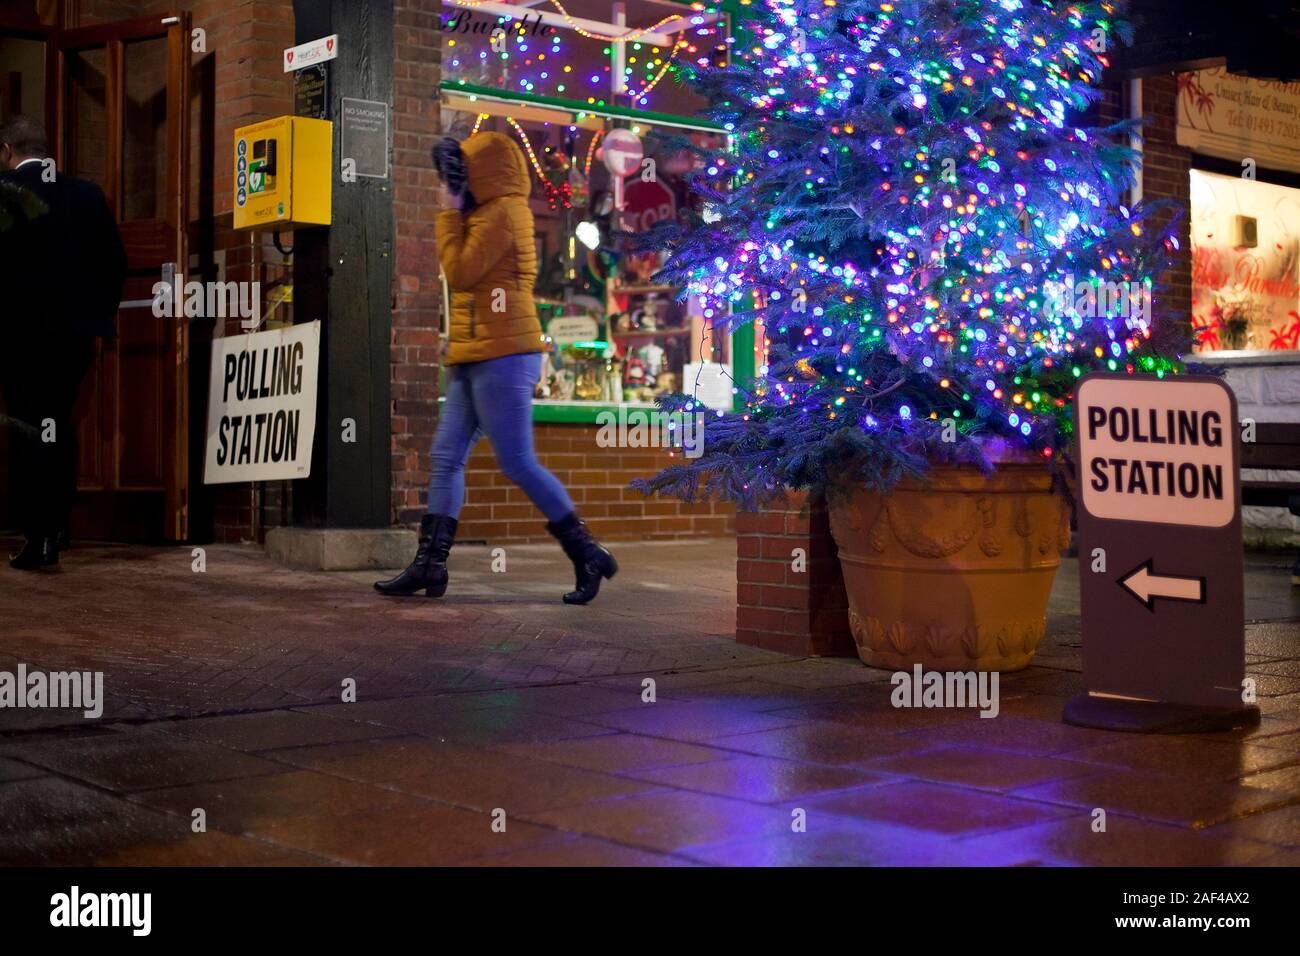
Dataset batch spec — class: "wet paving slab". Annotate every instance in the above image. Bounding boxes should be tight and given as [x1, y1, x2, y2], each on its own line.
[0, 538, 1297, 865]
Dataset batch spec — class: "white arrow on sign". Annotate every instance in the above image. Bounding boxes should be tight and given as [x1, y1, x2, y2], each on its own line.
[1119, 559, 1206, 611]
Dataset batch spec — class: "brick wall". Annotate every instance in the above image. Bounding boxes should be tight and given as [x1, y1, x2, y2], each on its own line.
[390, 0, 443, 527]
[735, 491, 854, 657]
[455, 423, 734, 543]
[1098, 74, 1193, 318]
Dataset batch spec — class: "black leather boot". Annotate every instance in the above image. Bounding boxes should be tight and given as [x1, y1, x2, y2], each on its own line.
[546, 512, 617, 605]
[374, 514, 457, 597]
[9, 536, 58, 571]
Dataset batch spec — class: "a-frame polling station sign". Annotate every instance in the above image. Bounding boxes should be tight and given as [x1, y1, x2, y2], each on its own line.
[1064, 372, 1259, 732]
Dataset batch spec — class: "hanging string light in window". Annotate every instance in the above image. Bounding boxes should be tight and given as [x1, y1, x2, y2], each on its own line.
[583, 128, 605, 177]
[506, 116, 573, 210]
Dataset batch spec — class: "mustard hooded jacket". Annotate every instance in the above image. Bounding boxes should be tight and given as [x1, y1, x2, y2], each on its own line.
[436, 132, 544, 365]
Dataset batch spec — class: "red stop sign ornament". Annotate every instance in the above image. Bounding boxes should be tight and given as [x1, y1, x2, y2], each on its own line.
[619, 178, 677, 232]
[601, 129, 643, 179]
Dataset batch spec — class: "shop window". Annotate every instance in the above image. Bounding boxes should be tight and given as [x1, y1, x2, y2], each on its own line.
[437, 1, 743, 416]
[1191, 169, 1300, 353]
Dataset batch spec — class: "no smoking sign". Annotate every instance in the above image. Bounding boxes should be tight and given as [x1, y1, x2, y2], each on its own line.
[1065, 373, 1259, 732]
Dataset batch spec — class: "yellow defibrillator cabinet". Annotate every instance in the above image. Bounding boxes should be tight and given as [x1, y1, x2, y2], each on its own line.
[233, 116, 333, 230]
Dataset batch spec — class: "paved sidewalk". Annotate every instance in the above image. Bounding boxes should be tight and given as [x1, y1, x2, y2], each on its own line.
[1, 537, 1298, 866]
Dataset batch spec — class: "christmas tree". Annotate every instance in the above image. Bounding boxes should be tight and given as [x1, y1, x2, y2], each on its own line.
[636, 0, 1184, 508]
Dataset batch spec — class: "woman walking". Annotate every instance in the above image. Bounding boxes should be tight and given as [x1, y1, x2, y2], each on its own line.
[375, 131, 617, 604]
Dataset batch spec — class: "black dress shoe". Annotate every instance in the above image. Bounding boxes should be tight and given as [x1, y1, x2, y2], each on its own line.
[55, 528, 71, 551]
[9, 537, 59, 571]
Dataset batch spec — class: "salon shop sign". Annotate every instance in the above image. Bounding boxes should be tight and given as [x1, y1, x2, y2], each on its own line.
[619, 178, 676, 233]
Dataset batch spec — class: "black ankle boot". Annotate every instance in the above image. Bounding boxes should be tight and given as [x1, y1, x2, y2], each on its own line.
[9, 536, 58, 571]
[546, 512, 617, 605]
[374, 514, 457, 597]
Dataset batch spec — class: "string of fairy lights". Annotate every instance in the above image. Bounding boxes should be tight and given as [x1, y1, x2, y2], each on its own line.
[443, 1, 724, 109]
[449, 4, 721, 211]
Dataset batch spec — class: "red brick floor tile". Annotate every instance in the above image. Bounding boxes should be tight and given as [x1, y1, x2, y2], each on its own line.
[990, 693, 1070, 721]
[89, 831, 334, 866]
[523, 790, 794, 853]
[767, 698, 979, 734]
[270, 736, 663, 814]
[1056, 736, 1300, 782]
[898, 715, 1118, 756]
[242, 801, 565, 865]
[722, 660, 894, 689]
[0, 777, 204, 866]
[804, 780, 1072, 836]
[490, 734, 733, 773]
[578, 701, 804, 741]
[952, 815, 1280, 867]
[1258, 693, 1300, 716]
[461, 684, 660, 716]
[588, 669, 759, 695]
[149, 711, 406, 752]
[710, 721, 926, 766]
[0, 757, 46, 783]
[1238, 762, 1300, 792]
[1250, 729, 1300, 751]
[1010, 769, 1297, 828]
[866, 746, 1101, 792]
[0, 728, 286, 792]
[453, 835, 689, 867]
[1250, 659, 1300, 678]
[1204, 803, 1300, 848]
[126, 770, 417, 830]
[666, 679, 874, 712]
[678, 821, 987, 867]
[1253, 847, 1300, 865]
[297, 697, 618, 746]
[621, 754, 890, 804]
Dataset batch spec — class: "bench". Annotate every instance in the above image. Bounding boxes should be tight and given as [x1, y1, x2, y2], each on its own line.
[1240, 421, 1300, 584]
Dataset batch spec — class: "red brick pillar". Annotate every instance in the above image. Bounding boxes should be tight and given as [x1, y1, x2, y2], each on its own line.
[735, 491, 856, 657]
[389, 0, 443, 526]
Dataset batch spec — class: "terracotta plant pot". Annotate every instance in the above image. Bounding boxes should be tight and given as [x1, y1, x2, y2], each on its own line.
[827, 458, 1070, 672]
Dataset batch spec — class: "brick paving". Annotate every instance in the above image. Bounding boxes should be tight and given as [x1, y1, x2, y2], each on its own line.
[0, 537, 1298, 866]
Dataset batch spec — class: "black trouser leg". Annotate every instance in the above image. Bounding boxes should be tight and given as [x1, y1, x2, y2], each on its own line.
[2, 371, 45, 539]
[49, 339, 95, 539]
[2, 338, 94, 540]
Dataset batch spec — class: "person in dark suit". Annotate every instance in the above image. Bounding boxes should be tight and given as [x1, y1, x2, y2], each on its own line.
[0, 116, 126, 570]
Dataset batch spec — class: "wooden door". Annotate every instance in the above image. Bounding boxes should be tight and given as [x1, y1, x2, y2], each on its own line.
[52, 13, 190, 541]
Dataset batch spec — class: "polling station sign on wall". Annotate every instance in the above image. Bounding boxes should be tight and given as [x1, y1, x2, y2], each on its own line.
[204, 322, 321, 485]
[1066, 373, 1258, 731]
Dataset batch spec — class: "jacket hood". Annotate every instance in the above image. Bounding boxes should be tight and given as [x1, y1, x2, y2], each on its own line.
[461, 132, 531, 203]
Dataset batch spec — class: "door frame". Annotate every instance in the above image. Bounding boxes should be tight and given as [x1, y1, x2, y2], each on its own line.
[49, 12, 192, 541]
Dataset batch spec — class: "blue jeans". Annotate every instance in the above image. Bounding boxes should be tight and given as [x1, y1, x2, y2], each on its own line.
[427, 351, 574, 522]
